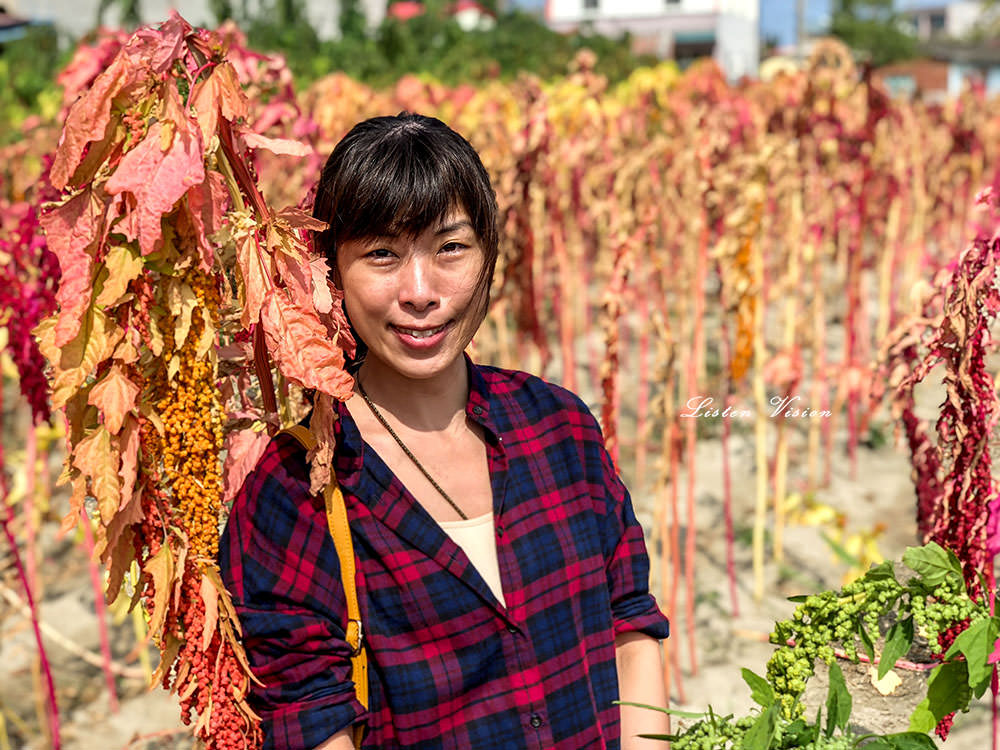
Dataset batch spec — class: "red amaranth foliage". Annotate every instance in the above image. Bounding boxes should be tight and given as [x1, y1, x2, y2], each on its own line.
[885, 198, 1000, 595]
[0, 197, 60, 424]
[881, 187, 1000, 739]
[57, 27, 132, 107]
[38, 12, 352, 749]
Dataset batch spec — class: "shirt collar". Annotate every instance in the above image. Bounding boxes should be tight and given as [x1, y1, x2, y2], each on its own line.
[463, 352, 493, 429]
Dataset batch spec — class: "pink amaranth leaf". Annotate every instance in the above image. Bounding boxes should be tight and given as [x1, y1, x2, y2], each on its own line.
[180, 171, 229, 272]
[239, 129, 313, 157]
[56, 28, 130, 107]
[221, 427, 271, 505]
[39, 186, 105, 347]
[259, 289, 354, 400]
[188, 61, 249, 146]
[50, 55, 133, 191]
[87, 365, 140, 435]
[105, 91, 206, 255]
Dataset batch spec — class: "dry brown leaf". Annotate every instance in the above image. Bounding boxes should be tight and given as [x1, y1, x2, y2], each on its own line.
[143, 543, 174, 642]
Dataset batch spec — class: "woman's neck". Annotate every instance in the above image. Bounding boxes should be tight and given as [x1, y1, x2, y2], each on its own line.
[354, 357, 469, 433]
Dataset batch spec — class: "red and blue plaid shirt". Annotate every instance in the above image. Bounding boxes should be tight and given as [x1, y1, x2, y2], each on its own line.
[219, 361, 669, 750]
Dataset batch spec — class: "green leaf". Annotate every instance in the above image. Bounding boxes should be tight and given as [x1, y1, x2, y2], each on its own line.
[782, 718, 818, 746]
[908, 700, 935, 733]
[787, 594, 808, 602]
[825, 660, 852, 737]
[909, 661, 971, 730]
[862, 733, 938, 750]
[613, 700, 703, 719]
[858, 618, 876, 662]
[879, 617, 914, 680]
[881, 732, 939, 749]
[742, 668, 775, 709]
[902, 542, 964, 590]
[742, 705, 778, 750]
[943, 616, 1000, 694]
[862, 560, 898, 582]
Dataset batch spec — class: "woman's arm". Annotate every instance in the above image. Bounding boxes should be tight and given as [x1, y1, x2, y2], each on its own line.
[615, 631, 669, 750]
[312, 728, 355, 750]
[219, 436, 367, 748]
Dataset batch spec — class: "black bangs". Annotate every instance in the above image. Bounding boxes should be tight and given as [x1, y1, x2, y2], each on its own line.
[312, 113, 500, 273]
[340, 133, 466, 242]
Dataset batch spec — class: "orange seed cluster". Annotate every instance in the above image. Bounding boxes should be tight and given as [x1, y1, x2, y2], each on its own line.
[157, 271, 224, 558]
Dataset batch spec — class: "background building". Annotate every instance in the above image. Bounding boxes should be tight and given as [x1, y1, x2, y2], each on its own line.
[0, 5, 31, 42]
[12, 0, 389, 42]
[544, 0, 760, 80]
[900, 1, 983, 40]
[874, 2, 1000, 100]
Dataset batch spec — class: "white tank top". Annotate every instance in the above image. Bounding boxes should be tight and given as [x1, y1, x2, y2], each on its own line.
[439, 512, 506, 607]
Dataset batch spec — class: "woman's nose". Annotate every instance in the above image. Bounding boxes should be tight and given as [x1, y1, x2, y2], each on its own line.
[398, 256, 438, 311]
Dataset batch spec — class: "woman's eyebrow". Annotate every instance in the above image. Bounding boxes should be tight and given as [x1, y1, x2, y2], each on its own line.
[434, 221, 474, 235]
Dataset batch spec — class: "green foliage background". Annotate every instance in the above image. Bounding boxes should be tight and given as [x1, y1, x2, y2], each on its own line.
[0, 4, 654, 145]
[0, 25, 65, 144]
[829, 0, 917, 67]
[239, 1, 656, 88]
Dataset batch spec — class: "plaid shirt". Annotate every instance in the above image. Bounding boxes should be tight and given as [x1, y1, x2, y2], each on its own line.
[219, 361, 669, 750]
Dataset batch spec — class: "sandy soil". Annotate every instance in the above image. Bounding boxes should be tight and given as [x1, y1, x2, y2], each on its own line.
[0, 371, 995, 749]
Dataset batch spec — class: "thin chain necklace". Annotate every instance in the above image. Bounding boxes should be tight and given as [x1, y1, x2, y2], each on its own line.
[357, 380, 468, 521]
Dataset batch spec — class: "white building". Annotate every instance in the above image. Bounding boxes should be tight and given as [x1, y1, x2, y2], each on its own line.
[302, 0, 387, 40]
[11, 0, 388, 42]
[545, 0, 760, 81]
[901, 1, 984, 40]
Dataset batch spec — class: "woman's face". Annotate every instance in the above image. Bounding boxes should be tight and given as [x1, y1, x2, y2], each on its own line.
[336, 208, 487, 386]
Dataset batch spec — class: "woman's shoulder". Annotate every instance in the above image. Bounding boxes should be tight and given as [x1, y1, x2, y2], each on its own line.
[473, 363, 599, 424]
[227, 429, 318, 524]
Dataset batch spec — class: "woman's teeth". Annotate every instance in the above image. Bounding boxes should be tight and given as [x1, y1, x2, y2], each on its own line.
[398, 324, 447, 339]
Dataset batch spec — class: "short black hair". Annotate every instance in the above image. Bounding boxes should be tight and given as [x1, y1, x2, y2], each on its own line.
[312, 113, 499, 297]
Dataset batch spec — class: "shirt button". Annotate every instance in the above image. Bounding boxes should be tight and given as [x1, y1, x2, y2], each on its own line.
[472, 405, 484, 416]
[529, 714, 543, 728]
[506, 624, 518, 634]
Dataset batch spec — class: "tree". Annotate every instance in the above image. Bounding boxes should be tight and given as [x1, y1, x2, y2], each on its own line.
[828, 0, 917, 67]
[96, 0, 142, 28]
[339, 0, 367, 39]
[209, 0, 236, 23]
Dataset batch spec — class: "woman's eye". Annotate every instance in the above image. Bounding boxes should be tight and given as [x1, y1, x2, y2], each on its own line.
[368, 248, 395, 259]
[440, 242, 467, 253]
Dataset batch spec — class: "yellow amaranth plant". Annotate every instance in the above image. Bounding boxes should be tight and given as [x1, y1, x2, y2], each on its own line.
[158, 271, 224, 559]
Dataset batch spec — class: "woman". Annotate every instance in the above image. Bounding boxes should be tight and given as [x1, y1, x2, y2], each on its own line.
[220, 113, 670, 750]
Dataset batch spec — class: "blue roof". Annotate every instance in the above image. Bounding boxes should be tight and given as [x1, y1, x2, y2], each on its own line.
[0, 18, 53, 43]
[0, 26, 27, 42]
[675, 30, 716, 45]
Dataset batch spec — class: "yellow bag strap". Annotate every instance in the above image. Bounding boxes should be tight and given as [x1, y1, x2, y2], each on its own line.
[279, 425, 368, 748]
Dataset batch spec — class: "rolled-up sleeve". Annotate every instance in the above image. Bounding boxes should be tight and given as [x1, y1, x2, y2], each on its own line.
[578, 406, 670, 641]
[219, 436, 366, 750]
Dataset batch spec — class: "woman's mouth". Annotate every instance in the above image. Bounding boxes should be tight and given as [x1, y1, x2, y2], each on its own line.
[391, 321, 452, 348]
[394, 323, 449, 339]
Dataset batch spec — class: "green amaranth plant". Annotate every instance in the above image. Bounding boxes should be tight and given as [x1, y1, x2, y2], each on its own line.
[767, 543, 995, 728]
[626, 543, 996, 749]
[624, 663, 935, 749]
